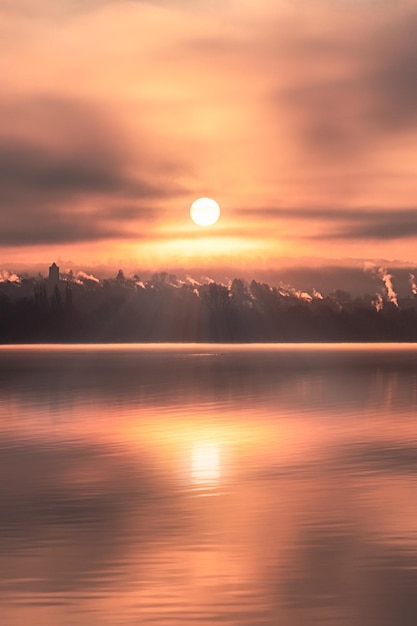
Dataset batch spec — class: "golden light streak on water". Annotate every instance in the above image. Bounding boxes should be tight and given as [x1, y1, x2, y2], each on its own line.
[191, 442, 220, 487]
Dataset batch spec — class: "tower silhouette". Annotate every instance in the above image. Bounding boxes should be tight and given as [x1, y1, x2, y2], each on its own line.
[49, 262, 60, 285]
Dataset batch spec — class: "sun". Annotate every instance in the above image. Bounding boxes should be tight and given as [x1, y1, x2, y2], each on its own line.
[190, 197, 221, 226]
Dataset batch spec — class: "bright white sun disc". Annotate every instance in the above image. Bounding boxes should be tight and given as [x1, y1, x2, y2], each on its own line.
[190, 197, 221, 226]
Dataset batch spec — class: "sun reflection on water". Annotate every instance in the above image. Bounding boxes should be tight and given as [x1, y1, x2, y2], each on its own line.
[191, 442, 220, 488]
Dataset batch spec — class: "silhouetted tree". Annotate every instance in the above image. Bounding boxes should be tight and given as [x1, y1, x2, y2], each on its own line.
[2, 271, 417, 343]
[199, 283, 232, 340]
[34, 282, 48, 314]
[51, 284, 62, 311]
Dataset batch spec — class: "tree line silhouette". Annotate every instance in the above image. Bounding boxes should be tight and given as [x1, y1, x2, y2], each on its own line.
[1, 271, 417, 342]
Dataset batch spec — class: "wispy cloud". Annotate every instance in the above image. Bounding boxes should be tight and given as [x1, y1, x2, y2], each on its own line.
[272, 9, 417, 160]
[0, 97, 185, 246]
[311, 210, 417, 241]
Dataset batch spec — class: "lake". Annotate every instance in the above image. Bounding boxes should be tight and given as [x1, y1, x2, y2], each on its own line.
[1, 343, 417, 625]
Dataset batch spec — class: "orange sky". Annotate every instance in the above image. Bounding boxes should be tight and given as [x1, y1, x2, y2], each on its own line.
[1, 0, 417, 272]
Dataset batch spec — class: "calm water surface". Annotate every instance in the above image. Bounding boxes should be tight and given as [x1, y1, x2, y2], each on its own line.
[1, 344, 417, 625]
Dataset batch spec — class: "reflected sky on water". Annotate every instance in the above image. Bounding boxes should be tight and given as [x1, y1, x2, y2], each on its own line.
[1, 344, 417, 625]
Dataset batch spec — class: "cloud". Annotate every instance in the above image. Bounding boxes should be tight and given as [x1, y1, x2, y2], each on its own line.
[0, 97, 184, 246]
[1, 1, 416, 262]
[234, 206, 417, 243]
[271, 7, 417, 159]
[0, 139, 158, 198]
[365, 13, 417, 132]
[312, 210, 417, 241]
[0, 214, 139, 247]
[0, 0, 219, 18]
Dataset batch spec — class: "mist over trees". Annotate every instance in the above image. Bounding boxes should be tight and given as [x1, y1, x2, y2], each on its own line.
[1, 269, 417, 343]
